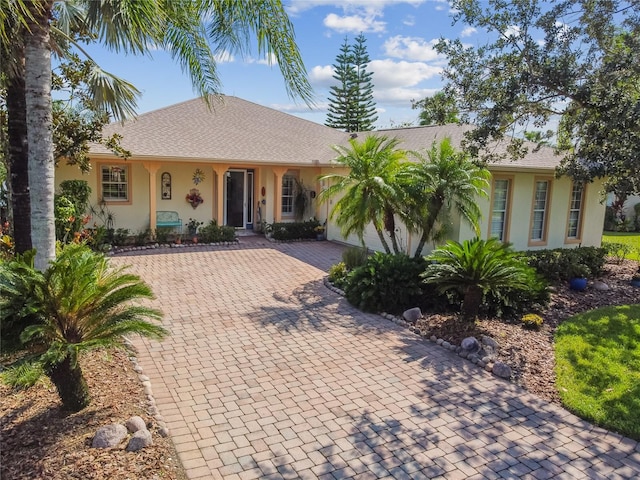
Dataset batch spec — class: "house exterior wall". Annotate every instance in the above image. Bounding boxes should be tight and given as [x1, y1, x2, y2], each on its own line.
[322, 168, 606, 255]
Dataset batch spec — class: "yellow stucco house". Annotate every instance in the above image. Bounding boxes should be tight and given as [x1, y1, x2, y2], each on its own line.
[55, 95, 606, 253]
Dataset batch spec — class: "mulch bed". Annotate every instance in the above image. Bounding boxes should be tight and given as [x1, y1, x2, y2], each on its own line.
[414, 259, 639, 404]
[0, 348, 187, 480]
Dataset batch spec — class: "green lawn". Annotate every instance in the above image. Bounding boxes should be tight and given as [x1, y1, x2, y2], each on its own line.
[602, 232, 640, 261]
[555, 304, 640, 440]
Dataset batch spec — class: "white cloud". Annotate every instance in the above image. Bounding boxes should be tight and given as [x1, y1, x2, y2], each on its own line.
[323, 12, 386, 33]
[270, 102, 328, 114]
[504, 25, 521, 37]
[403, 15, 416, 26]
[382, 36, 443, 62]
[287, 0, 426, 16]
[309, 65, 335, 87]
[374, 86, 440, 105]
[460, 26, 477, 38]
[370, 59, 442, 89]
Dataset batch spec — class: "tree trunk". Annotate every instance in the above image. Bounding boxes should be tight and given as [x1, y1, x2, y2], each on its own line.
[413, 196, 444, 258]
[374, 226, 391, 254]
[384, 206, 400, 254]
[46, 355, 91, 412]
[461, 285, 482, 322]
[24, 0, 55, 271]
[6, 46, 33, 254]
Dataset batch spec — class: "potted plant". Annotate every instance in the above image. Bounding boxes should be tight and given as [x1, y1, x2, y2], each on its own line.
[631, 264, 640, 287]
[314, 224, 325, 241]
[186, 218, 203, 236]
[186, 189, 204, 209]
[568, 263, 589, 291]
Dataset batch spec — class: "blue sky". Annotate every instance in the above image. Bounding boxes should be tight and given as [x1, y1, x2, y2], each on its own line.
[82, 0, 478, 128]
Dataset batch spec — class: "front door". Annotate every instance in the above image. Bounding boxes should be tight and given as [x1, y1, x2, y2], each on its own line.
[224, 169, 254, 228]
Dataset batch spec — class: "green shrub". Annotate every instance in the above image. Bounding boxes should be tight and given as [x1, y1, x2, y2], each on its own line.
[344, 253, 428, 314]
[525, 246, 607, 283]
[521, 313, 544, 330]
[134, 228, 151, 246]
[342, 246, 369, 270]
[424, 238, 545, 321]
[482, 267, 550, 318]
[328, 262, 349, 290]
[265, 219, 320, 241]
[199, 220, 236, 243]
[1, 359, 44, 389]
[602, 242, 632, 264]
[154, 227, 172, 243]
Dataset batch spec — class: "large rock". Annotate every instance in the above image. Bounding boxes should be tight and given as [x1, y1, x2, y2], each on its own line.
[126, 416, 147, 433]
[492, 362, 512, 379]
[92, 424, 128, 448]
[402, 307, 422, 324]
[593, 280, 609, 291]
[481, 335, 499, 348]
[126, 429, 153, 452]
[461, 337, 480, 353]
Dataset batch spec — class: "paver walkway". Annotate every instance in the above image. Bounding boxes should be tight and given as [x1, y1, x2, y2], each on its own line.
[113, 238, 640, 480]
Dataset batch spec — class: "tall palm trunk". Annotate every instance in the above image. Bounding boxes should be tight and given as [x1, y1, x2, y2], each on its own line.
[6, 46, 33, 254]
[413, 196, 444, 258]
[461, 284, 483, 322]
[374, 226, 392, 254]
[384, 206, 401, 254]
[24, 0, 55, 271]
[46, 354, 91, 412]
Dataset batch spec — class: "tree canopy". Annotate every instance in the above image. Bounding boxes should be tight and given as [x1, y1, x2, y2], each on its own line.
[325, 33, 377, 132]
[411, 91, 460, 126]
[436, 0, 640, 195]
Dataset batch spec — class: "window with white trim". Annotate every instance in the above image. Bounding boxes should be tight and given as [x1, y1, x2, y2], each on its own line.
[490, 178, 510, 241]
[282, 174, 295, 215]
[101, 165, 129, 202]
[531, 180, 550, 241]
[567, 183, 584, 239]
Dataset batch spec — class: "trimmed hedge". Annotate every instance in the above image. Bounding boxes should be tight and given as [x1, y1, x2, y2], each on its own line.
[266, 219, 320, 241]
[523, 246, 607, 283]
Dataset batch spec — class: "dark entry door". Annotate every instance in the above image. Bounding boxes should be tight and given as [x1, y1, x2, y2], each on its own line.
[226, 170, 245, 227]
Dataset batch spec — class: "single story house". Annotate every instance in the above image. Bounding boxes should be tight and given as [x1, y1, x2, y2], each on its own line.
[55, 95, 606, 253]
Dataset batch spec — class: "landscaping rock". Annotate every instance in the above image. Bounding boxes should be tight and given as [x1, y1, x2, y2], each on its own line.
[402, 307, 422, 324]
[593, 280, 609, 291]
[492, 362, 512, 379]
[92, 423, 128, 448]
[481, 335, 499, 348]
[461, 337, 480, 353]
[126, 429, 153, 452]
[126, 416, 147, 433]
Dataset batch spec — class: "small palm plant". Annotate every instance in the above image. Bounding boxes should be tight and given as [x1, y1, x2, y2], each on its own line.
[0, 243, 167, 411]
[423, 238, 538, 321]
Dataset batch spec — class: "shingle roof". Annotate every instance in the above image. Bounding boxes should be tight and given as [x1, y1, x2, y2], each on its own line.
[372, 125, 562, 171]
[90, 95, 349, 165]
[91, 95, 560, 172]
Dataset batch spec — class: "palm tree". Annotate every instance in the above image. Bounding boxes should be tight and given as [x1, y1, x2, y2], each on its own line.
[2, 0, 313, 271]
[0, 243, 167, 411]
[318, 135, 407, 254]
[423, 238, 536, 321]
[398, 137, 490, 258]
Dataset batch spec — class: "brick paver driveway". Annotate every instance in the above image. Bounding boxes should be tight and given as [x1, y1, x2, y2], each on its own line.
[114, 238, 639, 480]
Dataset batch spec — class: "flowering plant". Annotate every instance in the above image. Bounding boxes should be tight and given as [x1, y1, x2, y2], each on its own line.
[186, 218, 203, 232]
[314, 225, 325, 233]
[186, 188, 203, 208]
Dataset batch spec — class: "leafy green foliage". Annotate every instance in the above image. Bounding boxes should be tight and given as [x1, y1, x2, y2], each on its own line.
[198, 220, 236, 243]
[318, 135, 407, 254]
[555, 304, 640, 440]
[0, 243, 167, 410]
[1, 358, 44, 390]
[397, 137, 490, 257]
[328, 262, 349, 290]
[411, 91, 460, 126]
[436, 0, 640, 196]
[342, 246, 369, 270]
[344, 253, 428, 314]
[264, 219, 320, 241]
[424, 238, 545, 321]
[602, 242, 632, 265]
[524, 247, 608, 283]
[602, 232, 640, 262]
[54, 180, 92, 243]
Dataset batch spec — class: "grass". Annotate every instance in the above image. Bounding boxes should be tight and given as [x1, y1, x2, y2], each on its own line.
[555, 304, 640, 440]
[602, 232, 640, 261]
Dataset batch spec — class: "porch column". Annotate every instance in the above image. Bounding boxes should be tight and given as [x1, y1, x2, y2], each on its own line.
[142, 161, 161, 231]
[212, 164, 229, 224]
[272, 167, 288, 223]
